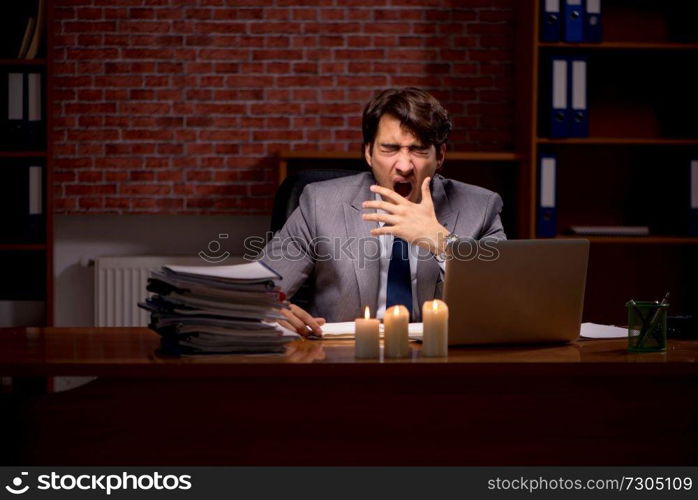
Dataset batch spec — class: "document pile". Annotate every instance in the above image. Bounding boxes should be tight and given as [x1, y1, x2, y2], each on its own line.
[139, 262, 295, 354]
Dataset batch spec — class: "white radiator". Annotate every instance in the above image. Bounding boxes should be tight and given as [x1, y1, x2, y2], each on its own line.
[93, 255, 245, 327]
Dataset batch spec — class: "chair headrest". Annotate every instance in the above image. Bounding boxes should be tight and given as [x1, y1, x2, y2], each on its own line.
[270, 169, 363, 235]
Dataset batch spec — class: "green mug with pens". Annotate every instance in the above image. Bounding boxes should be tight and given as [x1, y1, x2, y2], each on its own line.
[626, 292, 669, 352]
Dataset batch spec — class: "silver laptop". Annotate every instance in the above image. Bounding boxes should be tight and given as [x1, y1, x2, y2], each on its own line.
[443, 239, 589, 345]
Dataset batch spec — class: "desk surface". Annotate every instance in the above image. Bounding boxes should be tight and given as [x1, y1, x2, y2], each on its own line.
[2, 327, 697, 466]
[0, 327, 696, 377]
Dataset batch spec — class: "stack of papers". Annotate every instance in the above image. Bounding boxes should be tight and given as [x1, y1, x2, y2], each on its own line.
[138, 262, 298, 354]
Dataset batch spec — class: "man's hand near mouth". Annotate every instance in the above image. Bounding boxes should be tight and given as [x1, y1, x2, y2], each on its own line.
[361, 176, 450, 257]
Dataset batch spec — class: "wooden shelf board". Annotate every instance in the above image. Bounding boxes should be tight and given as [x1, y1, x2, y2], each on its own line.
[0, 244, 47, 251]
[537, 138, 698, 146]
[0, 58, 47, 65]
[447, 152, 524, 162]
[539, 42, 698, 51]
[0, 151, 48, 158]
[555, 236, 698, 245]
[279, 151, 360, 160]
[279, 150, 524, 162]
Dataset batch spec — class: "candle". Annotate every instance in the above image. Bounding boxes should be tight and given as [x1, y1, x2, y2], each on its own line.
[355, 305, 380, 359]
[422, 299, 448, 357]
[384, 305, 409, 358]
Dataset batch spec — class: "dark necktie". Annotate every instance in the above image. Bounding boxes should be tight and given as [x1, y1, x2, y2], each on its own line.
[386, 237, 412, 318]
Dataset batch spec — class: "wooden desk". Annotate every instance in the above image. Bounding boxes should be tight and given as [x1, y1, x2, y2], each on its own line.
[1, 327, 696, 465]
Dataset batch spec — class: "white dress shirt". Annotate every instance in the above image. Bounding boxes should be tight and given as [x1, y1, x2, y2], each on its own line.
[374, 193, 445, 320]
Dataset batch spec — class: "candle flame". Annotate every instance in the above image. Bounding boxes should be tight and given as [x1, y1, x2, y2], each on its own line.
[364, 305, 370, 319]
[432, 300, 438, 312]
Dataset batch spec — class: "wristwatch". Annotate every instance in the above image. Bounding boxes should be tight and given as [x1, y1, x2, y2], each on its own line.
[435, 231, 460, 263]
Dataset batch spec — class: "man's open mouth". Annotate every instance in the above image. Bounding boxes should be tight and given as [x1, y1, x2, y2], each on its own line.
[394, 181, 412, 199]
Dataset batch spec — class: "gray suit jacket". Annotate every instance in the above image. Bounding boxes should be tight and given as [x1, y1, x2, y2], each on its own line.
[259, 171, 506, 321]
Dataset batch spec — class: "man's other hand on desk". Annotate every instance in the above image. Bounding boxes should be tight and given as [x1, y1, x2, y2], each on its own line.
[277, 303, 325, 337]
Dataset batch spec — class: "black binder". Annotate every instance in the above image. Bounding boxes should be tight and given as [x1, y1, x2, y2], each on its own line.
[0, 162, 44, 244]
[690, 159, 698, 236]
[583, 0, 602, 42]
[540, 0, 561, 42]
[0, 70, 44, 149]
[537, 154, 558, 238]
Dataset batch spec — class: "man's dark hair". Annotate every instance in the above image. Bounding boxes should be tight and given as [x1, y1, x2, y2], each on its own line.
[362, 87, 452, 155]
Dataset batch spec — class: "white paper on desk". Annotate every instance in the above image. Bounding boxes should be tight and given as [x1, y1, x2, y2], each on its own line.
[580, 322, 627, 339]
[319, 322, 423, 340]
[407, 323, 423, 339]
[269, 322, 302, 338]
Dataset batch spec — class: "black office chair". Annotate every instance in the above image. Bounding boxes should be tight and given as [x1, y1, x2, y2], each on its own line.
[269, 168, 362, 308]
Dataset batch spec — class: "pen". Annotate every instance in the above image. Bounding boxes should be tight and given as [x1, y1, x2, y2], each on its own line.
[633, 292, 669, 349]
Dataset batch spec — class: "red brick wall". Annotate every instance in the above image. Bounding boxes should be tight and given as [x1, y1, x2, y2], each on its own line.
[53, 0, 515, 214]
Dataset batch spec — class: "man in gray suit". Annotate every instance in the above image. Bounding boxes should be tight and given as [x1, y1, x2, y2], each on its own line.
[260, 88, 506, 335]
